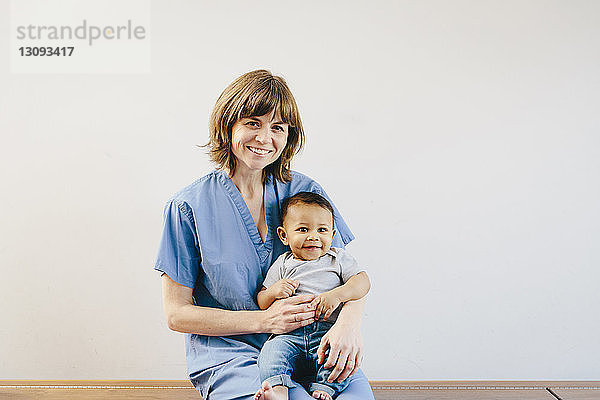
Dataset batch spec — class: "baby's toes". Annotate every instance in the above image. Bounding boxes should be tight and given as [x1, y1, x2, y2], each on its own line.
[312, 390, 332, 400]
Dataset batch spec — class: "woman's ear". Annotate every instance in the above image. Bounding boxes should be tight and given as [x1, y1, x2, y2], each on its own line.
[277, 226, 288, 245]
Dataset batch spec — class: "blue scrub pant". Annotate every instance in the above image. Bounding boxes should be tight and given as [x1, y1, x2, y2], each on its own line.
[191, 350, 374, 400]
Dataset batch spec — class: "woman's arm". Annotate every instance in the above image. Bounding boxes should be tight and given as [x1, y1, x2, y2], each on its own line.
[162, 274, 315, 335]
[316, 297, 366, 384]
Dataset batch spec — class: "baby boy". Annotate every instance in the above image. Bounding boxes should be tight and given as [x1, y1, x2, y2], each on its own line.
[254, 192, 370, 400]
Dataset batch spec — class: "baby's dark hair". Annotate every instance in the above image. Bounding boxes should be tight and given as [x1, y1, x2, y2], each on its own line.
[280, 191, 335, 224]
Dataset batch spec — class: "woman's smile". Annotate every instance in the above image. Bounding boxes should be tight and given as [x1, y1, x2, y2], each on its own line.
[247, 145, 273, 156]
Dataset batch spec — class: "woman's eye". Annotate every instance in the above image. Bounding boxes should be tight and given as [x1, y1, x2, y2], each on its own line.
[272, 125, 284, 132]
[246, 121, 259, 127]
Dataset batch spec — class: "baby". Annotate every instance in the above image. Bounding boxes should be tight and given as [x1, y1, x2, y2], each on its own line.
[254, 192, 371, 400]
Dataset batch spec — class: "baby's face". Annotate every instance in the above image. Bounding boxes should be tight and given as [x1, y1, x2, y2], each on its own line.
[278, 203, 336, 261]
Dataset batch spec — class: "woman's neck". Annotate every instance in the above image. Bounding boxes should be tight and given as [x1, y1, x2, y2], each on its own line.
[227, 167, 263, 198]
[227, 166, 268, 242]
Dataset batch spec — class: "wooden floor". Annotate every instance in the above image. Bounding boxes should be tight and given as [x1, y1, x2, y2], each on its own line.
[1, 381, 599, 399]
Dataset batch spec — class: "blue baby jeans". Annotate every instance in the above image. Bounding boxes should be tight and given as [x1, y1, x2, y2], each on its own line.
[258, 321, 349, 398]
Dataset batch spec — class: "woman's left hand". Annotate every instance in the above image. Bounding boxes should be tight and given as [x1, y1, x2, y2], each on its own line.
[316, 317, 363, 383]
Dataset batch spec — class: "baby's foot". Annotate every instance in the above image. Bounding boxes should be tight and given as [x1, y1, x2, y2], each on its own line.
[254, 381, 288, 400]
[312, 389, 333, 400]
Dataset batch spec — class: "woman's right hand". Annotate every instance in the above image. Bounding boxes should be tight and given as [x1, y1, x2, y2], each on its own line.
[262, 294, 316, 334]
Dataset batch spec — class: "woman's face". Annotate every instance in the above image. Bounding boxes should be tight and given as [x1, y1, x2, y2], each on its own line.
[230, 110, 289, 175]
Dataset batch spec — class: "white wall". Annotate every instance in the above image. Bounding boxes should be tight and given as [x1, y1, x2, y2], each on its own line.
[1, 0, 599, 380]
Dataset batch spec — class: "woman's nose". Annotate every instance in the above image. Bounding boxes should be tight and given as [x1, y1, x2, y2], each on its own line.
[255, 127, 272, 143]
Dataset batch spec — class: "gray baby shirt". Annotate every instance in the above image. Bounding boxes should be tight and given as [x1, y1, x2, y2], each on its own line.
[261, 247, 365, 322]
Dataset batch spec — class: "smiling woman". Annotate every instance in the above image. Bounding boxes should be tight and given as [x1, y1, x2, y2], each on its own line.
[231, 112, 290, 178]
[205, 70, 304, 184]
[155, 70, 374, 399]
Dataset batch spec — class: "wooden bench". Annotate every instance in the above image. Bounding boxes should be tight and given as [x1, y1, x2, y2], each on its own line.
[1, 380, 598, 399]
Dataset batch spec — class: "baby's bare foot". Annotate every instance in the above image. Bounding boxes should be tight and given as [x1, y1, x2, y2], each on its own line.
[312, 389, 333, 400]
[254, 381, 288, 400]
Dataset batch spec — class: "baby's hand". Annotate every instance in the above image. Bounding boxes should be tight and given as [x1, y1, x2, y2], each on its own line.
[268, 279, 299, 300]
[312, 290, 342, 321]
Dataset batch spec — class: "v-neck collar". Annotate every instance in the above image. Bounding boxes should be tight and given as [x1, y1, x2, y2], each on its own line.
[218, 170, 274, 261]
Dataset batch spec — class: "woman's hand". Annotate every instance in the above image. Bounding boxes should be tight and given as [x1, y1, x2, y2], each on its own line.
[316, 300, 364, 383]
[262, 294, 316, 334]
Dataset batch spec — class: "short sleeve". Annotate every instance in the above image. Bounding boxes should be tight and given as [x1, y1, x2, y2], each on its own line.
[335, 248, 365, 283]
[154, 199, 201, 289]
[308, 182, 355, 247]
[262, 253, 285, 288]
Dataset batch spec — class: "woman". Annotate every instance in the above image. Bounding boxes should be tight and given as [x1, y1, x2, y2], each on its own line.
[155, 70, 374, 399]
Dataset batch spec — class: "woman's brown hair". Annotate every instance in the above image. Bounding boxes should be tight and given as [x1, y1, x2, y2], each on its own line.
[206, 69, 305, 182]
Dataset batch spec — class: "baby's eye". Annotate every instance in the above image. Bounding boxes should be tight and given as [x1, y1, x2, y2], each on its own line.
[297, 227, 308, 232]
[317, 228, 329, 233]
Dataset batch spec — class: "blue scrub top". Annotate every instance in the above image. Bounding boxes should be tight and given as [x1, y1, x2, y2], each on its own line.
[154, 169, 354, 378]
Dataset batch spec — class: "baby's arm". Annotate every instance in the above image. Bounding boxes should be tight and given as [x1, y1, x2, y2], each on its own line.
[333, 271, 370, 302]
[314, 272, 370, 320]
[257, 279, 300, 310]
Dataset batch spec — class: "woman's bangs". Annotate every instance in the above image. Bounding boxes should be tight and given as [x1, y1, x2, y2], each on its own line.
[239, 82, 296, 127]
